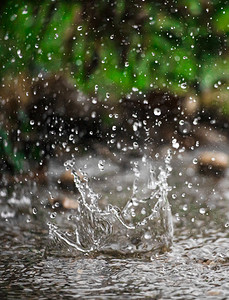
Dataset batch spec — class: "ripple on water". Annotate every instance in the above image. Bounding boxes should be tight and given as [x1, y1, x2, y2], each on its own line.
[0, 154, 229, 299]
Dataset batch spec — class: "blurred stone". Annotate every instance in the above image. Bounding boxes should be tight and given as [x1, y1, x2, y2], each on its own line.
[49, 194, 78, 210]
[206, 290, 222, 296]
[198, 151, 229, 177]
[58, 170, 84, 191]
[183, 95, 199, 116]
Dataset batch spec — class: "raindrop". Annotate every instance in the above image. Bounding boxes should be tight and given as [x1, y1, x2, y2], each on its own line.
[138, 207, 146, 215]
[154, 108, 161, 116]
[98, 160, 105, 171]
[50, 212, 57, 219]
[22, 9, 28, 15]
[17, 50, 23, 58]
[183, 204, 188, 211]
[69, 134, 74, 141]
[133, 123, 138, 132]
[193, 158, 198, 164]
[181, 83, 187, 89]
[199, 208, 206, 215]
[91, 111, 96, 118]
[172, 138, 179, 149]
[144, 232, 151, 239]
[132, 87, 138, 92]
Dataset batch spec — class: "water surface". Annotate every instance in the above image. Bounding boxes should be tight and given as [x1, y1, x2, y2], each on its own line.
[0, 151, 229, 299]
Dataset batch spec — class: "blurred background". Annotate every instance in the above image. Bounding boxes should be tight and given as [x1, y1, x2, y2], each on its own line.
[0, 0, 229, 175]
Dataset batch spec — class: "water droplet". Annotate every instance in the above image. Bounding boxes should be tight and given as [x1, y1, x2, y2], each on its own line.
[193, 158, 198, 164]
[199, 208, 206, 215]
[181, 83, 187, 89]
[132, 87, 138, 92]
[172, 138, 179, 149]
[50, 212, 57, 219]
[133, 142, 138, 149]
[77, 26, 82, 31]
[188, 183, 192, 188]
[69, 134, 74, 141]
[98, 160, 105, 171]
[183, 204, 188, 211]
[17, 49, 23, 58]
[133, 123, 138, 132]
[154, 108, 161, 116]
[68, 214, 73, 221]
[144, 232, 152, 240]
[32, 208, 37, 214]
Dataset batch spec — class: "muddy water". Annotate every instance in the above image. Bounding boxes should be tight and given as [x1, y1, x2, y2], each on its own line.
[0, 150, 229, 299]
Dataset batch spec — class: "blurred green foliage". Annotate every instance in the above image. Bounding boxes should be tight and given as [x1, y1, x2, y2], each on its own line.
[0, 0, 229, 99]
[0, 0, 229, 172]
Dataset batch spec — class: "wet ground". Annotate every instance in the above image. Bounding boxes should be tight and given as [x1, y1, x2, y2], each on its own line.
[0, 148, 229, 299]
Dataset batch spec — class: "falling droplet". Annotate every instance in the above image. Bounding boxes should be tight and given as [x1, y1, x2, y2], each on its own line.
[199, 208, 206, 215]
[154, 108, 161, 116]
[181, 83, 187, 89]
[98, 160, 105, 171]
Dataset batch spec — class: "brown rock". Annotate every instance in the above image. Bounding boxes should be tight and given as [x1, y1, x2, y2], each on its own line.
[49, 194, 78, 210]
[206, 290, 222, 296]
[58, 170, 84, 190]
[183, 94, 199, 116]
[62, 196, 79, 209]
[198, 151, 229, 177]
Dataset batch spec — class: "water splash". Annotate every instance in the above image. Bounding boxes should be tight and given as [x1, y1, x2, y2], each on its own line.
[49, 150, 173, 255]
